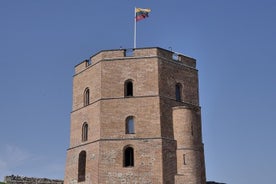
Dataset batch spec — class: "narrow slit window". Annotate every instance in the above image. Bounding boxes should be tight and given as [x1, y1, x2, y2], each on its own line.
[125, 80, 133, 97]
[82, 123, 88, 142]
[175, 83, 182, 101]
[124, 147, 134, 167]
[126, 116, 135, 134]
[78, 151, 86, 182]
[84, 88, 90, 106]
[183, 154, 187, 165]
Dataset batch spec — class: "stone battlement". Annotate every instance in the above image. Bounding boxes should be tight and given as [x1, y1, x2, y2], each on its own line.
[75, 47, 196, 74]
[4, 175, 63, 184]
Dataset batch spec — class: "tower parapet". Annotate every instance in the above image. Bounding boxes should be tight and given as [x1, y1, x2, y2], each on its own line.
[74, 47, 196, 75]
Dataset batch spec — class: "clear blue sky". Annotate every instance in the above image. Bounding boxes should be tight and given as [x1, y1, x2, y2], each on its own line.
[1, 1, 276, 183]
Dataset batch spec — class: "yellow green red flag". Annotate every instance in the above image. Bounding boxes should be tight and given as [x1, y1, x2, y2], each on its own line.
[135, 8, 151, 21]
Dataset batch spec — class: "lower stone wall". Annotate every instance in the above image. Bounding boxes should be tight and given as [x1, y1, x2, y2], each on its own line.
[4, 175, 63, 184]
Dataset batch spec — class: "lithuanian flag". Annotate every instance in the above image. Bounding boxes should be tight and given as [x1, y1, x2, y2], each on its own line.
[135, 8, 151, 22]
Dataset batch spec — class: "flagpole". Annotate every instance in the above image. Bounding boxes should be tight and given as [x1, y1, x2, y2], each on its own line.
[134, 7, 136, 49]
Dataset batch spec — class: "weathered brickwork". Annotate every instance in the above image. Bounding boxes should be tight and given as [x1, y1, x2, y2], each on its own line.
[64, 47, 206, 184]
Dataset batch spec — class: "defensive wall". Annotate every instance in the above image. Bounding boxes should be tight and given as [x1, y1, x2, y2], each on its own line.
[4, 175, 63, 184]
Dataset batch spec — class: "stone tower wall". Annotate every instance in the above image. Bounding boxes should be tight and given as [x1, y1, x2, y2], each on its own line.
[64, 47, 206, 184]
[173, 106, 206, 184]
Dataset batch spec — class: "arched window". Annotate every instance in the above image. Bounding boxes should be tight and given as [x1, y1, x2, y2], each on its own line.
[84, 88, 90, 106]
[82, 123, 88, 142]
[124, 146, 134, 167]
[175, 83, 182, 102]
[124, 80, 133, 97]
[126, 116, 135, 134]
[78, 151, 86, 182]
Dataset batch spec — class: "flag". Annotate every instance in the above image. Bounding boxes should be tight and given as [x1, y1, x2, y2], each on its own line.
[135, 8, 151, 22]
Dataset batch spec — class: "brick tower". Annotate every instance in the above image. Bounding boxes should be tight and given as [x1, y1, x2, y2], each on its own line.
[64, 47, 206, 184]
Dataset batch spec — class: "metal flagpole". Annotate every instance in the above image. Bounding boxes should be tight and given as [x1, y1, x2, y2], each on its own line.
[134, 7, 137, 49]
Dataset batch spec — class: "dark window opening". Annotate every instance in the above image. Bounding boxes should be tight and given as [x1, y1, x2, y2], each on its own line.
[183, 154, 186, 165]
[78, 151, 86, 182]
[82, 123, 88, 142]
[175, 83, 182, 101]
[125, 80, 133, 97]
[85, 59, 91, 67]
[84, 88, 90, 106]
[124, 147, 134, 167]
[126, 116, 135, 134]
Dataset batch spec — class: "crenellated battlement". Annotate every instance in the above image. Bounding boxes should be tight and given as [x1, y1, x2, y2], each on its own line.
[74, 47, 196, 75]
